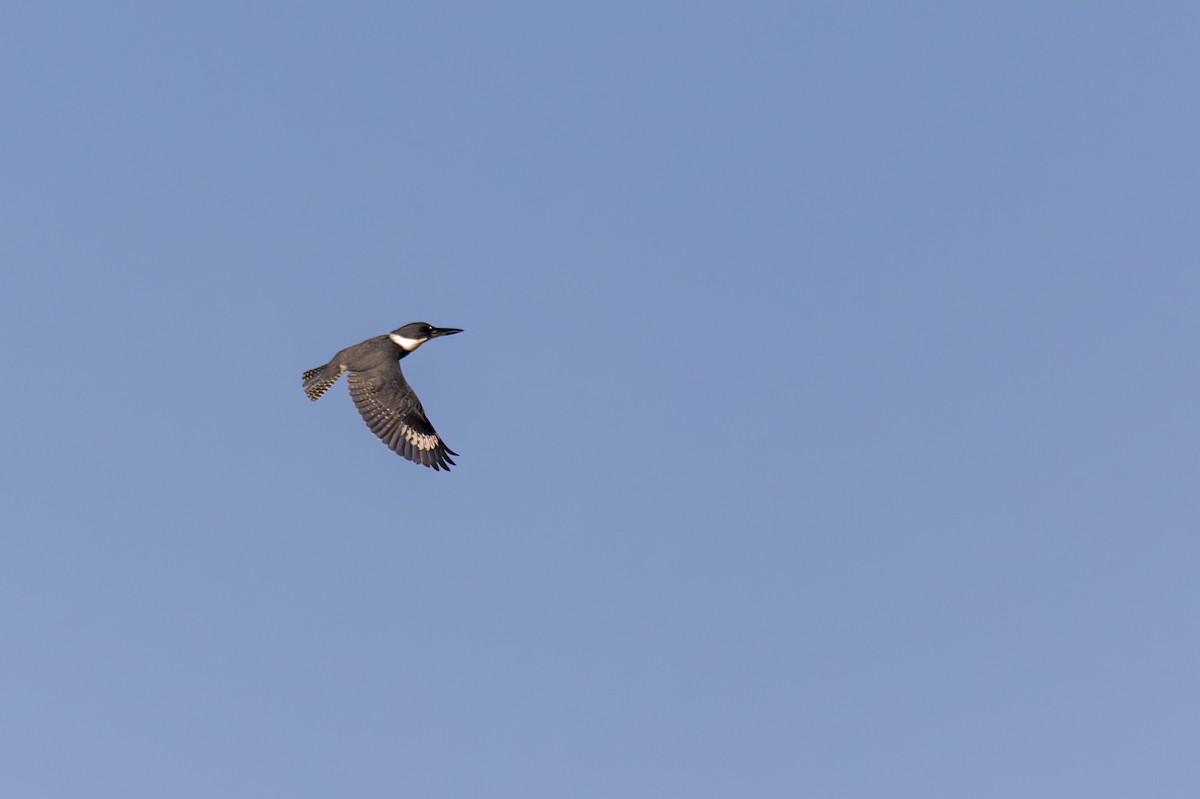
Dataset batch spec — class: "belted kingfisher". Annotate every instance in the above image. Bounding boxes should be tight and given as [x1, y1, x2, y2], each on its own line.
[303, 322, 463, 470]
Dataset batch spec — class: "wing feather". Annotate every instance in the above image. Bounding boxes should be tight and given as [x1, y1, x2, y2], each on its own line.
[346, 367, 457, 470]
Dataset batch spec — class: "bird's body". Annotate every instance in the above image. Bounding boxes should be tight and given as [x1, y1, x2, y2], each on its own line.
[303, 322, 462, 470]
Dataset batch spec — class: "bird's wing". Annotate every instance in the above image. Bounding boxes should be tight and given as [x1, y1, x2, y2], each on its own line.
[346, 366, 458, 470]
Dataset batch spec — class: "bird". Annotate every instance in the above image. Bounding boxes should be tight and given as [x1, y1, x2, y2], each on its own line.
[303, 322, 463, 470]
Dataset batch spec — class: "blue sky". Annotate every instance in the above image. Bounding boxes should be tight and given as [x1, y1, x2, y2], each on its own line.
[3, 2, 1198, 796]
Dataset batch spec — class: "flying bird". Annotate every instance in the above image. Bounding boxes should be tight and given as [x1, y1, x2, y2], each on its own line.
[303, 322, 463, 470]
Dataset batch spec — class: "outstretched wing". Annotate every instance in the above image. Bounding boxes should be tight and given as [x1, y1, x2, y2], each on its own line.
[346, 366, 458, 470]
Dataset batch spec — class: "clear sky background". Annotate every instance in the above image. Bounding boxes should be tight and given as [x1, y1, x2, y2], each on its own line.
[3, 2, 1198, 797]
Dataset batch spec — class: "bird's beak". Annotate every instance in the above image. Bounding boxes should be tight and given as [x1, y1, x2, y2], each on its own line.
[429, 326, 463, 338]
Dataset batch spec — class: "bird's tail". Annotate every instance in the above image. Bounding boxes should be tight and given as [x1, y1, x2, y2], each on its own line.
[302, 363, 345, 401]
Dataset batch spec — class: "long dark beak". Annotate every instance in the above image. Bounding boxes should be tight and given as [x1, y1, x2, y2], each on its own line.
[429, 326, 463, 338]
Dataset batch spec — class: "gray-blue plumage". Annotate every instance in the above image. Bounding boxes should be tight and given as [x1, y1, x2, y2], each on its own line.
[303, 322, 462, 470]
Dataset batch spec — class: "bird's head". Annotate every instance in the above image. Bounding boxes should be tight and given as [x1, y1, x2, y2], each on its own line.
[389, 322, 463, 352]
